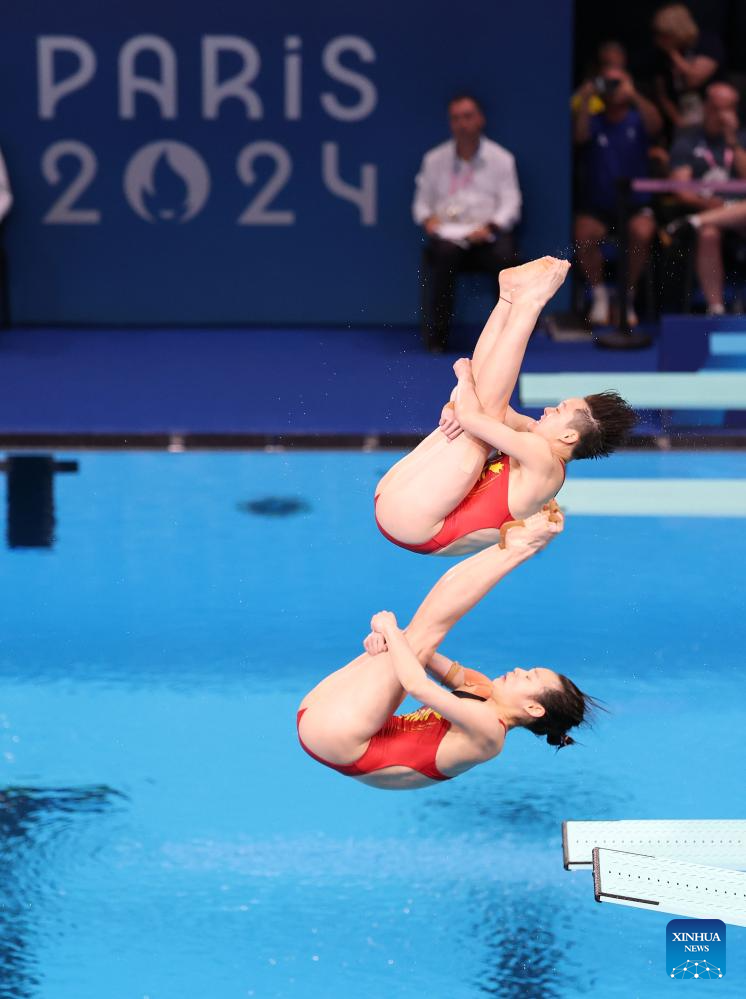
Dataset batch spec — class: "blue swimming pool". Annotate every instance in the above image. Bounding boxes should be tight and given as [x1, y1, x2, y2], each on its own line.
[1, 449, 745, 998]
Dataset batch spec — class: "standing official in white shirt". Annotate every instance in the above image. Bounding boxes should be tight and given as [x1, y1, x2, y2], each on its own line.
[413, 94, 521, 352]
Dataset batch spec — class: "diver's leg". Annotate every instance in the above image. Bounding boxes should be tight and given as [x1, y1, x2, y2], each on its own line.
[471, 257, 570, 415]
[299, 650, 410, 764]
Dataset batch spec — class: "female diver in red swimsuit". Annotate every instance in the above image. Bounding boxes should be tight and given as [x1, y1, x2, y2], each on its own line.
[298, 509, 599, 790]
[374, 257, 636, 556]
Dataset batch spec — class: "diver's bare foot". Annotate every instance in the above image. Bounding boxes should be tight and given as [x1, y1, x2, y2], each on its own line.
[499, 256, 554, 301]
[453, 357, 473, 382]
[500, 257, 571, 308]
[515, 257, 570, 308]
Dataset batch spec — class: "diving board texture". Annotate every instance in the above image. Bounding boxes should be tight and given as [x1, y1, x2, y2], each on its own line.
[521, 372, 746, 409]
[593, 849, 746, 926]
[558, 480, 746, 518]
[563, 820, 746, 870]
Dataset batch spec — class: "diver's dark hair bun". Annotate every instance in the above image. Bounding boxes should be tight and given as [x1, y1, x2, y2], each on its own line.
[547, 731, 576, 749]
[524, 673, 606, 751]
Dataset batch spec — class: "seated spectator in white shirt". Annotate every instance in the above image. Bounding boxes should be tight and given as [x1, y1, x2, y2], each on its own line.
[412, 94, 521, 352]
[0, 147, 12, 326]
[0, 148, 11, 223]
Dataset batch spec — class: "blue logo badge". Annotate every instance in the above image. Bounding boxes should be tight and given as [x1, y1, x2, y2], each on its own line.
[667, 918, 725, 979]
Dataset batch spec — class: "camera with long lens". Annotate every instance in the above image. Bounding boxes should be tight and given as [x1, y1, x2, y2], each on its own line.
[594, 76, 620, 97]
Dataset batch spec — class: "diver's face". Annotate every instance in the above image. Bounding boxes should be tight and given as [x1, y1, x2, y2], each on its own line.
[493, 666, 562, 714]
[533, 397, 588, 441]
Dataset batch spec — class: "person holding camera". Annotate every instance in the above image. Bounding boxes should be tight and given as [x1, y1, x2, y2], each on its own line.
[573, 68, 663, 327]
[571, 40, 628, 118]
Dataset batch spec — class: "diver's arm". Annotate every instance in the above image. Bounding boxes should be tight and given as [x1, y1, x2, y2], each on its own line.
[372, 614, 501, 740]
[454, 366, 556, 475]
[425, 652, 464, 689]
[403, 514, 562, 661]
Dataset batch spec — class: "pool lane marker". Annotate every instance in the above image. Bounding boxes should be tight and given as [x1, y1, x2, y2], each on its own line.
[563, 820, 746, 871]
[521, 372, 746, 409]
[592, 849, 746, 926]
[559, 479, 746, 517]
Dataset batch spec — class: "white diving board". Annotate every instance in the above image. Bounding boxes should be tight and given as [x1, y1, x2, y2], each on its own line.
[563, 820, 746, 871]
[593, 848, 746, 927]
[710, 333, 746, 356]
[520, 372, 746, 410]
[558, 479, 746, 518]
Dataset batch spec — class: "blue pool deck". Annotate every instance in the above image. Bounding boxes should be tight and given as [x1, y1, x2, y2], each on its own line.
[1, 316, 746, 442]
[0, 448, 745, 998]
[0, 325, 655, 438]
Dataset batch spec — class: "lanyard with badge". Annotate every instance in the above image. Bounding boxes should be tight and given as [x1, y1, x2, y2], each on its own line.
[445, 158, 476, 220]
[696, 144, 734, 198]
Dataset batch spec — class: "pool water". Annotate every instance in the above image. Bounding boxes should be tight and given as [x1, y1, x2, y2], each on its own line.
[0, 450, 745, 999]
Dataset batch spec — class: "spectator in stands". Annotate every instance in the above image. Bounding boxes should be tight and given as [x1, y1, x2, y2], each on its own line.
[0, 149, 11, 222]
[412, 95, 521, 353]
[573, 68, 663, 327]
[0, 147, 13, 326]
[571, 41, 628, 117]
[665, 82, 746, 315]
[652, 4, 724, 137]
[596, 40, 628, 74]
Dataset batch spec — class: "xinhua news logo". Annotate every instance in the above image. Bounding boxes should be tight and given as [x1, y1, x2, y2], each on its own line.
[667, 919, 726, 979]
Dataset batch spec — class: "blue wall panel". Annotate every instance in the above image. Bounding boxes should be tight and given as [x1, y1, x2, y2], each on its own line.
[0, 1, 572, 325]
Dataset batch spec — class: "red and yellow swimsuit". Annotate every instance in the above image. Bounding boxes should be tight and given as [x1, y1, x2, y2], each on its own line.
[297, 704, 507, 782]
[375, 454, 565, 555]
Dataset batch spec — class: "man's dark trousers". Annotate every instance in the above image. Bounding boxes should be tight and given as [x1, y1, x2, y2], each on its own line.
[420, 233, 516, 352]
